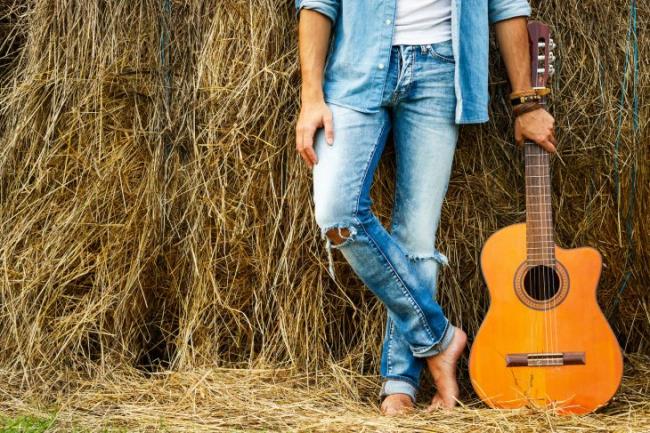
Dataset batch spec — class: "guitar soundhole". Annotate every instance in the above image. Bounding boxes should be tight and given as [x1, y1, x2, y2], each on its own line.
[514, 261, 569, 310]
[523, 265, 560, 301]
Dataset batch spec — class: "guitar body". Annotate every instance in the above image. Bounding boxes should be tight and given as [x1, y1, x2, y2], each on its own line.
[469, 223, 623, 414]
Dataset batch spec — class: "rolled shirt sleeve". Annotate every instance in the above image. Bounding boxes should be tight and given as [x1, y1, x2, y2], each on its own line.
[295, 0, 340, 24]
[488, 0, 531, 24]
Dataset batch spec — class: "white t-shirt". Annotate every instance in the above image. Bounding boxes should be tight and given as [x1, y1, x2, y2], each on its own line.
[392, 0, 452, 46]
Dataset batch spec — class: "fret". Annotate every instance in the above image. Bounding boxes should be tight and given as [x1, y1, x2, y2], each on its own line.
[525, 140, 555, 264]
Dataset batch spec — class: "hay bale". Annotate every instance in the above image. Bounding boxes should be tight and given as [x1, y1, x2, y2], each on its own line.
[0, 0, 647, 412]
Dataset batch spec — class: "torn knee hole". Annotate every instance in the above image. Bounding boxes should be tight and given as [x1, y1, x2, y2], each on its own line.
[326, 227, 352, 245]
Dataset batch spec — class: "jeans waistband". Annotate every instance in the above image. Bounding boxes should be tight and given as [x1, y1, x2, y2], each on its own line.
[392, 38, 452, 54]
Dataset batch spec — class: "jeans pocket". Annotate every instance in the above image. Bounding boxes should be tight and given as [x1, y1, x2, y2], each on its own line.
[428, 41, 455, 64]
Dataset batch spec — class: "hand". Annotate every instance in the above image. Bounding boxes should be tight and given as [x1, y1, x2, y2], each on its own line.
[295, 99, 334, 169]
[514, 107, 557, 153]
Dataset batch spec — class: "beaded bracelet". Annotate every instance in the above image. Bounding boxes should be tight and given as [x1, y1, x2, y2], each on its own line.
[510, 87, 551, 107]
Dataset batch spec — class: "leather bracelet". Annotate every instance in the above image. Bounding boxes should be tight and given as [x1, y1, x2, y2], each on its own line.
[513, 101, 543, 117]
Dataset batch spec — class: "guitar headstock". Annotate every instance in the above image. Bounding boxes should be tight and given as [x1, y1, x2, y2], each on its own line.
[528, 21, 555, 91]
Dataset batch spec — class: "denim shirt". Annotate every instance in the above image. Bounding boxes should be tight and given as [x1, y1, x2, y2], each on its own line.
[295, 0, 531, 124]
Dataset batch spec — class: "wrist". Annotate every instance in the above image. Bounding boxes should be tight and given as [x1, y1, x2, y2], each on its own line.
[510, 85, 535, 93]
[510, 77, 534, 94]
[301, 82, 324, 103]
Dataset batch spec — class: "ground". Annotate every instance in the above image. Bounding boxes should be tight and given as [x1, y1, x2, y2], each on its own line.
[1, 354, 649, 432]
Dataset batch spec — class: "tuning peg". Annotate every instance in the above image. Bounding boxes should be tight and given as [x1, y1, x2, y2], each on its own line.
[549, 38, 557, 50]
[539, 52, 556, 63]
[537, 65, 555, 76]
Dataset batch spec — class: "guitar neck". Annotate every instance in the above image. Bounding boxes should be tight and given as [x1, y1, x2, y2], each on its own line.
[525, 140, 555, 265]
[524, 21, 555, 267]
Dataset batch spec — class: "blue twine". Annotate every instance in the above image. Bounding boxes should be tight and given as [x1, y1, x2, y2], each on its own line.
[612, 0, 638, 308]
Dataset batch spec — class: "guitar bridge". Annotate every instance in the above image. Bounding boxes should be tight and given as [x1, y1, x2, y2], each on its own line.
[506, 352, 585, 367]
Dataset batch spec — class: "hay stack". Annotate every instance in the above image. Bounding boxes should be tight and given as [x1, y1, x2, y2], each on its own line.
[0, 0, 647, 426]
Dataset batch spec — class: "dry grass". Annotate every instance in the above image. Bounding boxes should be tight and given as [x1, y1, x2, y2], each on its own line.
[1, 354, 649, 432]
[0, 0, 647, 431]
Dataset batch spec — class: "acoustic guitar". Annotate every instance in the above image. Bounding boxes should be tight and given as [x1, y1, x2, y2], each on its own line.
[468, 21, 623, 415]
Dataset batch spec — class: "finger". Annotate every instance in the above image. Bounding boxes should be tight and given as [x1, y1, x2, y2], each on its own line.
[302, 128, 318, 165]
[549, 131, 558, 148]
[299, 149, 312, 169]
[323, 115, 334, 145]
[515, 134, 524, 147]
[514, 130, 523, 147]
[540, 138, 556, 153]
[305, 145, 318, 167]
[296, 140, 312, 168]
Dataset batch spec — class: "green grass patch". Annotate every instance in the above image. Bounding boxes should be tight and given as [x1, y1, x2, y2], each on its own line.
[0, 415, 55, 433]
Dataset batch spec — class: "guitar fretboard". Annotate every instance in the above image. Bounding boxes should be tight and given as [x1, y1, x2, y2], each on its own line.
[525, 141, 555, 265]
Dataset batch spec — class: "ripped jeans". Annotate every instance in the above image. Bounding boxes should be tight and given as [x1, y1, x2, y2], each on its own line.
[312, 40, 459, 404]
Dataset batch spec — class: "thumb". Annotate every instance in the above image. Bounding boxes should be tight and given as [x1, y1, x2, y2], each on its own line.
[514, 123, 524, 147]
[323, 114, 334, 145]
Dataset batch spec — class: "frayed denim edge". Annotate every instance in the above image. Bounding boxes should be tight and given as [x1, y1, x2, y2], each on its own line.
[320, 222, 359, 282]
[404, 250, 449, 267]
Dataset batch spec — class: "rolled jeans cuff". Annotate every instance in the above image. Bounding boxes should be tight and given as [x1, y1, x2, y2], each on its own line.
[378, 378, 418, 404]
[412, 321, 455, 358]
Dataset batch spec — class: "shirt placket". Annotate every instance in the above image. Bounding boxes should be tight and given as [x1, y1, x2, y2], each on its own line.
[373, 0, 398, 109]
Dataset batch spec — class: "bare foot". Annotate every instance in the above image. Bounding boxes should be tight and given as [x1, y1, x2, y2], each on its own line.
[424, 326, 467, 411]
[380, 393, 414, 416]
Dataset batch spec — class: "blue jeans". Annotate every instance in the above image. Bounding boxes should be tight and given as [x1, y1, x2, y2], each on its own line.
[312, 40, 459, 403]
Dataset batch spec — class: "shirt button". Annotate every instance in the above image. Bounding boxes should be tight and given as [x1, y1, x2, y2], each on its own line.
[378, 63, 385, 69]
[385, 19, 392, 25]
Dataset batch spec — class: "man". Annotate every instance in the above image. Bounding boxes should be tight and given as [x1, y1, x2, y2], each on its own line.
[294, 0, 556, 415]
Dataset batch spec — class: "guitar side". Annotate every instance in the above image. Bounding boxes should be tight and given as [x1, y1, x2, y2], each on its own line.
[469, 223, 623, 414]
